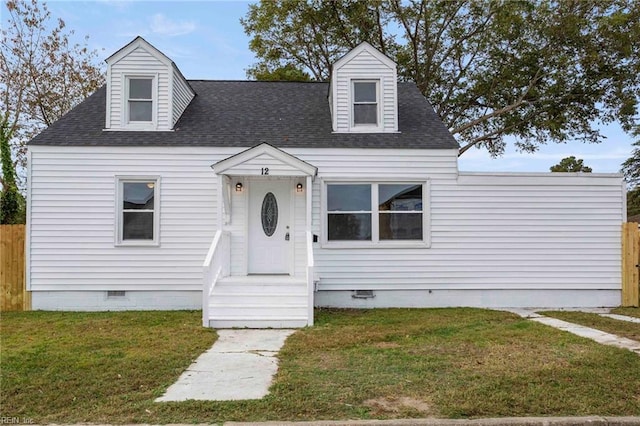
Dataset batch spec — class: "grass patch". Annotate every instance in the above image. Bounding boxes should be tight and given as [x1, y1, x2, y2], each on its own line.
[2, 308, 640, 423]
[611, 307, 640, 319]
[1, 311, 216, 424]
[541, 310, 640, 342]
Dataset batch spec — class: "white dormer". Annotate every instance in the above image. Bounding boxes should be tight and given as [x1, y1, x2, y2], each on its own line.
[330, 42, 398, 133]
[104, 37, 195, 131]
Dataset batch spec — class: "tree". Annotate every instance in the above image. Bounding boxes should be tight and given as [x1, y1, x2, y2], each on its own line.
[621, 139, 640, 217]
[241, 0, 640, 157]
[0, 0, 104, 197]
[248, 63, 311, 81]
[549, 156, 593, 173]
[0, 129, 23, 223]
[628, 188, 640, 217]
[621, 139, 639, 188]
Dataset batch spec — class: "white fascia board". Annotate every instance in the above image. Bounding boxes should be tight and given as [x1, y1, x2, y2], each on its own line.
[106, 36, 173, 67]
[458, 171, 624, 178]
[332, 41, 396, 71]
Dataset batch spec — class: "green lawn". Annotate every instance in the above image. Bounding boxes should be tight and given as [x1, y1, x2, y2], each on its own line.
[541, 310, 640, 342]
[1, 308, 640, 424]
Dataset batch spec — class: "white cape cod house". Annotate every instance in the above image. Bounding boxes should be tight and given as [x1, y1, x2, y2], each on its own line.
[26, 37, 626, 328]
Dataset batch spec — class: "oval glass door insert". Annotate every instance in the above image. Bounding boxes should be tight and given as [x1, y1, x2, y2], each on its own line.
[261, 192, 278, 236]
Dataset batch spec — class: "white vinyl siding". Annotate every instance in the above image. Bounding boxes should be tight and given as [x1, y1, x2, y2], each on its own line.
[314, 172, 623, 293]
[28, 146, 219, 291]
[332, 46, 397, 133]
[27, 147, 456, 292]
[171, 66, 195, 128]
[108, 46, 170, 130]
[27, 146, 623, 304]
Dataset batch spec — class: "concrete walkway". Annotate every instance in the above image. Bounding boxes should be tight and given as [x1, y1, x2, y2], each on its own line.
[505, 309, 640, 355]
[156, 329, 295, 402]
[225, 417, 640, 425]
[600, 313, 640, 324]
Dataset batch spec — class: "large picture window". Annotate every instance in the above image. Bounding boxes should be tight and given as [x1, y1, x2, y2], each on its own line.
[116, 176, 160, 246]
[325, 182, 428, 247]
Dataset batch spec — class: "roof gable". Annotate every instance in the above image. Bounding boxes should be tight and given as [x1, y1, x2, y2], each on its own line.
[332, 41, 396, 71]
[105, 36, 173, 67]
[212, 143, 318, 177]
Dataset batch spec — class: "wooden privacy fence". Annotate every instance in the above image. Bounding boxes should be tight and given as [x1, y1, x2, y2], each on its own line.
[1, 224, 29, 311]
[622, 222, 640, 307]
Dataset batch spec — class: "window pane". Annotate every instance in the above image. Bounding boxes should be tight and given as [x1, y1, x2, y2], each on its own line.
[379, 213, 423, 240]
[379, 184, 422, 211]
[129, 78, 152, 99]
[354, 104, 377, 125]
[328, 184, 371, 211]
[328, 213, 371, 240]
[123, 211, 154, 240]
[129, 101, 152, 121]
[354, 82, 376, 102]
[123, 182, 154, 209]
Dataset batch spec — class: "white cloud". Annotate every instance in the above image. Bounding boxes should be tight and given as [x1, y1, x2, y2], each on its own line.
[149, 13, 196, 37]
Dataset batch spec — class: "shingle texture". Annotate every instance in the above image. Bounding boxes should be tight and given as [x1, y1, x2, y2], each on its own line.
[29, 81, 458, 149]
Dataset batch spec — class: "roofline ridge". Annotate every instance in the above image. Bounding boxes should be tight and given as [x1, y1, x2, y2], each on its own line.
[186, 79, 328, 84]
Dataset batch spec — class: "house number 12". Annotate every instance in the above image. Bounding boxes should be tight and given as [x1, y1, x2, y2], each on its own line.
[261, 167, 269, 175]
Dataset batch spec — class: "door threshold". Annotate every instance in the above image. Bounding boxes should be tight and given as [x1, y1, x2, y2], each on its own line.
[247, 273, 292, 276]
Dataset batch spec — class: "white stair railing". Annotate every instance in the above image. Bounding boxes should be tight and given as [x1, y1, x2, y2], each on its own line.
[202, 230, 231, 327]
[306, 231, 315, 326]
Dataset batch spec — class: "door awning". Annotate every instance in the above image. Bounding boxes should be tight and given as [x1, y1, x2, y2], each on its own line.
[211, 143, 317, 179]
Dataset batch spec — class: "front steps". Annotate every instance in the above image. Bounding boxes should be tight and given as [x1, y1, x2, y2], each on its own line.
[207, 275, 309, 328]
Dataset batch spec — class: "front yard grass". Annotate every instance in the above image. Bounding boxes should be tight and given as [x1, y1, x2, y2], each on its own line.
[1, 308, 639, 424]
[611, 307, 640, 319]
[541, 310, 640, 342]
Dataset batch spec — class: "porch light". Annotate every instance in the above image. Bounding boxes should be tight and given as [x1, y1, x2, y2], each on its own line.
[235, 182, 243, 192]
[296, 183, 303, 192]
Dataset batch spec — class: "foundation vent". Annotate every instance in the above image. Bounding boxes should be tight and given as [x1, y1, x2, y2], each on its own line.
[352, 290, 375, 299]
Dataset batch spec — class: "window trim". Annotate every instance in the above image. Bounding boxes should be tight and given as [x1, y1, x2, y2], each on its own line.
[114, 175, 161, 247]
[122, 74, 157, 129]
[321, 178, 431, 249]
[350, 79, 382, 131]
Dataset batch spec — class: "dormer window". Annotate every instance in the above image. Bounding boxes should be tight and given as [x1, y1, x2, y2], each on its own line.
[353, 80, 379, 127]
[122, 75, 158, 130]
[127, 77, 153, 123]
[330, 42, 398, 133]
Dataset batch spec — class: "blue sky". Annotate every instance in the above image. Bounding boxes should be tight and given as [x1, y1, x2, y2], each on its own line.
[7, 0, 635, 173]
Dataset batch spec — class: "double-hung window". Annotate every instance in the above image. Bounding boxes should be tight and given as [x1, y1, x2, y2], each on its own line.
[352, 80, 379, 127]
[126, 76, 154, 124]
[116, 176, 160, 246]
[325, 182, 428, 247]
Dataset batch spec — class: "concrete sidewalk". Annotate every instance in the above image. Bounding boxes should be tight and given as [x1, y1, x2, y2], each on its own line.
[504, 309, 640, 355]
[225, 417, 640, 425]
[42, 418, 640, 426]
[600, 313, 640, 324]
[156, 329, 295, 401]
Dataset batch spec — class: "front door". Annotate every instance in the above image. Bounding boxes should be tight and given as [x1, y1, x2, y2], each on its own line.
[248, 179, 291, 274]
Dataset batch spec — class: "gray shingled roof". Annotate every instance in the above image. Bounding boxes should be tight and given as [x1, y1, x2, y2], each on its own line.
[29, 81, 459, 149]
